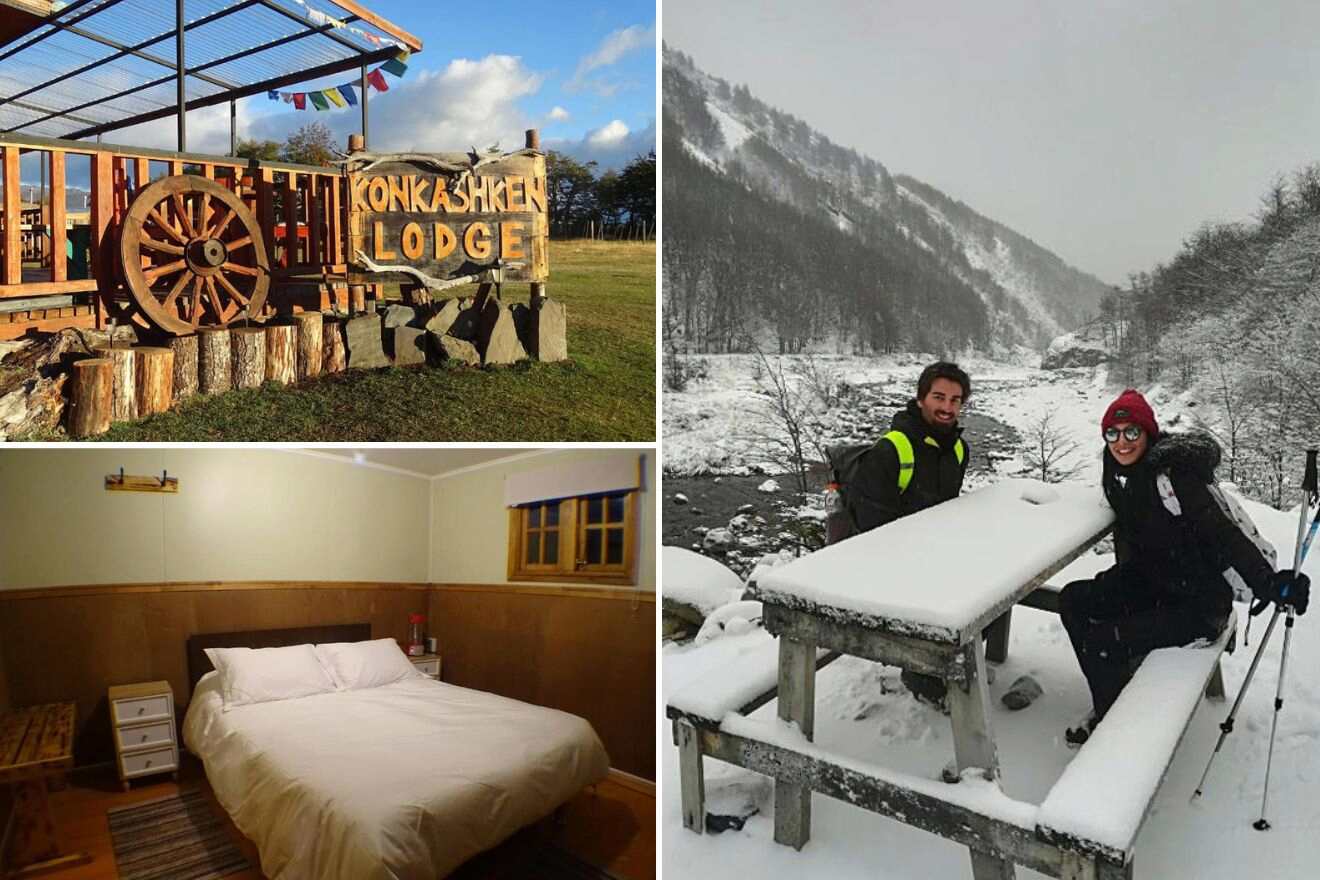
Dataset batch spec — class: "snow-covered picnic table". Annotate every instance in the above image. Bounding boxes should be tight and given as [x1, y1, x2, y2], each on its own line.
[669, 478, 1249, 880]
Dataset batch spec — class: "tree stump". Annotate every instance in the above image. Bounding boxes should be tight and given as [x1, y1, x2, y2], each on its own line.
[265, 323, 296, 385]
[323, 317, 347, 373]
[169, 334, 198, 404]
[68, 358, 112, 437]
[133, 347, 174, 417]
[293, 312, 323, 380]
[93, 345, 136, 421]
[198, 327, 232, 395]
[231, 326, 266, 389]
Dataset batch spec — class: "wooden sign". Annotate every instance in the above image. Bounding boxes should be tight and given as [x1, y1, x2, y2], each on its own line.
[346, 149, 548, 291]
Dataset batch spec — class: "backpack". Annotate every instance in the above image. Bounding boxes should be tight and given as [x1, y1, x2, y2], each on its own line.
[825, 431, 966, 544]
[1154, 471, 1276, 603]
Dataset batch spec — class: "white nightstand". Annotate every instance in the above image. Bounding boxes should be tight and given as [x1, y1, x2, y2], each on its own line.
[108, 681, 178, 792]
[409, 653, 442, 680]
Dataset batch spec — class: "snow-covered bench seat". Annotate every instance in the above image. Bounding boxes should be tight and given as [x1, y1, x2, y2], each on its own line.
[1036, 610, 1238, 876]
[665, 639, 840, 831]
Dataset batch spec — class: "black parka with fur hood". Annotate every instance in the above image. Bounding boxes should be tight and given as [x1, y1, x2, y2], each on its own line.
[1102, 430, 1274, 613]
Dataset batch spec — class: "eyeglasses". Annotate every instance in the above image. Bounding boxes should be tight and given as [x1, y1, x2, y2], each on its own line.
[1104, 425, 1144, 443]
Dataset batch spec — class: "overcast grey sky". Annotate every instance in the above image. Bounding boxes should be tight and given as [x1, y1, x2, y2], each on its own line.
[663, 0, 1320, 285]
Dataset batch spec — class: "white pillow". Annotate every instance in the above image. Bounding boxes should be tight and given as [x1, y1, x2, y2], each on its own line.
[204, 644, 338, 711]
[314, 638, 419, 690]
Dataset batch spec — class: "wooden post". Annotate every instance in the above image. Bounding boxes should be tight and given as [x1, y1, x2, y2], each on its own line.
[677, 719, 705, 834]
[169, 334, 198, 403]
[133, 346, 174, 417]
[322, 316, 346, 373]
[50, 150, 67, 282]
[293, 311, 323, 380]
[947, 638, 1015, 880]
[197, 326, 232, 394]
[774, 636, 815, 850]
[265, 323, 296, 385]
[349, 284, 366, 315]
[985, 610, 1012, 664]
[283, 172, 298, 269]
[230, 325, 266, 388]
[94, 345, 136, 422]
[90, 152, 114, 328]
[68, 358, 112, 437]
[1, 145, 19, 285]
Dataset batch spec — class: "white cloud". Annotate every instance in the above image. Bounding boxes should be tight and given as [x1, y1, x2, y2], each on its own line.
[243, 54, 544, 154]
[548, 106, 570, 121]
[547, 118, 654, 172]
[566, 24, 655, 94]
[587, 119, 630, 146]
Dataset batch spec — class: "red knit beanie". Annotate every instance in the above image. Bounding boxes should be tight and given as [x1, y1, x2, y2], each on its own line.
[1101, 389, 1158, 439]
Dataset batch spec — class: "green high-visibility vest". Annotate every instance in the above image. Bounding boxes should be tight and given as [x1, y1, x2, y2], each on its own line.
[882, 430, 965, 493]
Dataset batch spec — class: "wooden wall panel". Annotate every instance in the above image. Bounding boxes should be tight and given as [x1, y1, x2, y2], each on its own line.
[429, 586, 655, 780]
[0, 586, 426, 765]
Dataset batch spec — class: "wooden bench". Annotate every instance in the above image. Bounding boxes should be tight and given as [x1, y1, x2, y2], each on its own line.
[666, 638, 839, 832]
[0, 702, 92, 878]
[1037, 609, 1238, 877]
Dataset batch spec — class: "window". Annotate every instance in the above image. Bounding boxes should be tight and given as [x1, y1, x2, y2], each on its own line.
[508, 490, 637, 584]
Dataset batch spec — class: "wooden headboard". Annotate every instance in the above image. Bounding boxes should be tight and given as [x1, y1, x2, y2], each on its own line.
[186, 623, 372, 696]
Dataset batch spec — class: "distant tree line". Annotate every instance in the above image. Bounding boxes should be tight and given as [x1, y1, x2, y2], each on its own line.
[546, 150, 655, 240]
[1098, 163, 1320, 507]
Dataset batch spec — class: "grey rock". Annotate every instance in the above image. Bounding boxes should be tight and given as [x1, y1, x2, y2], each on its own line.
[510, 302, 532, 352]
[393, 326, 428, 366]
[344, 315, 390, 369]
[383, 304, 417, 329]
[1000, 674, 1043, 711]
[477, 300, 527, 366]
[737, 503, 755, 514]
[703, 527, 733, 553]
[424, 298, 464, 335]
[673, 493, 689, 505]
[432, 333, 480, 366]
[530, 298, 568, 362]
[448, 303, 481, 341]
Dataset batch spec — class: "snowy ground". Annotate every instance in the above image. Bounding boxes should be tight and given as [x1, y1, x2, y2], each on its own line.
[661, 356, 1319, 878]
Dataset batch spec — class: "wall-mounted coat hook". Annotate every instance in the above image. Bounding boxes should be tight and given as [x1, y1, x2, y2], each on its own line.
[105, 469, 179, 494]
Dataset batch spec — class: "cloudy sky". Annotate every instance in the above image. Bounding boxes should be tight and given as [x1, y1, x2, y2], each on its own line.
[664, 0, 1320, 284]
[99, 0, 655, 171]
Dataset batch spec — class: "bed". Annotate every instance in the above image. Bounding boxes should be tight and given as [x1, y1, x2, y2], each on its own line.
[181, 624, 610, 880]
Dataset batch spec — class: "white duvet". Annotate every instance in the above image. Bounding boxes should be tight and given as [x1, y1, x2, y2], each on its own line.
[183, 672, 610, 879]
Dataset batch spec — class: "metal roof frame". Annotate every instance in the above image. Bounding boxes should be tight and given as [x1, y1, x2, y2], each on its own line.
[0, 0, 422, 149]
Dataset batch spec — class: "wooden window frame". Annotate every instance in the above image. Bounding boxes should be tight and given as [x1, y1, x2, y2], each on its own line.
[508, 490, 639, 585]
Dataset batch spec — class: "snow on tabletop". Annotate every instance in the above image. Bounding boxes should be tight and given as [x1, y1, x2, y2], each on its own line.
[663, 546, 745, 615]
[1036, 621, 1235, 854]
[719, 713, 1040, 832]
[755, 479, 1114, 637]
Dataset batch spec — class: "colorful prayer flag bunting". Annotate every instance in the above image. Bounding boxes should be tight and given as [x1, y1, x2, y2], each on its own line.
[337, 84, 358, 106]
[381, 50, 409, 77]
[267, 90, 279, 100]
[292, 93, 306, 110]
[367, 69, 389, 92]
[308, 91, 330, 111]
[324, 88, 346, 108]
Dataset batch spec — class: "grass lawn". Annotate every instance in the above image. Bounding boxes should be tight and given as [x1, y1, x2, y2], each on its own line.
[84, 240, 655, 442]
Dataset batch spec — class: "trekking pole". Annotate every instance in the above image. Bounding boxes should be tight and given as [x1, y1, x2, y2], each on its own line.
[1191, 448, 1318, 803]
[1252, 447, 1317, 831]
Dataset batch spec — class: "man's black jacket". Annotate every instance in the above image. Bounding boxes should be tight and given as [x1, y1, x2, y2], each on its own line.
[848, 400, 969, 533]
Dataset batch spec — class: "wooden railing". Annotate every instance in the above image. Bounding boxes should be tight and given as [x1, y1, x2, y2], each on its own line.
[0, 133, 351, 339]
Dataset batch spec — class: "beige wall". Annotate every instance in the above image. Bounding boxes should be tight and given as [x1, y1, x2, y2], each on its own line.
[429, 450, 656, 590]
[0, 450, 430, 589]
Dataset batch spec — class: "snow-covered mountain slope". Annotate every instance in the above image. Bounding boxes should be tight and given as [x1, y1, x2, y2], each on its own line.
[664, 44, 1110, 353]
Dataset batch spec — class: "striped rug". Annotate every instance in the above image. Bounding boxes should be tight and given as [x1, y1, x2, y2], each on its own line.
[107, 789, 251, 880]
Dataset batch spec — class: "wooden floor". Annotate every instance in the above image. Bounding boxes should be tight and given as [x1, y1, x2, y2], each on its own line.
[25, 756, 655, 880]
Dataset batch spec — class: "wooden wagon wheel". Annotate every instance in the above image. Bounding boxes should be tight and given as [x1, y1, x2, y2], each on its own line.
[120, 174, 270, 336]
